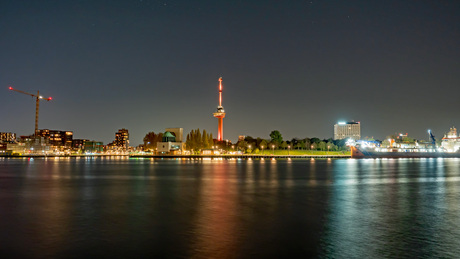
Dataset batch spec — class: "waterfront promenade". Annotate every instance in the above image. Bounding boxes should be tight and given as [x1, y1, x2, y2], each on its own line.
[130, 154, 351, 159]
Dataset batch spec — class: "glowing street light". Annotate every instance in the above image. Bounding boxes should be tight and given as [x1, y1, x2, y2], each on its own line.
[261, 145, 264, 156]
[272, 144, 275, 155]
[288, 145, 290, 156]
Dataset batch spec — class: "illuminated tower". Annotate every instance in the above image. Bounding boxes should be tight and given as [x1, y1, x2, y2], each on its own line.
[213, 77, 226, 141]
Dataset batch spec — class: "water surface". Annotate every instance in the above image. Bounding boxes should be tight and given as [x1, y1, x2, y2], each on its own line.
[1, 157, 459, 258]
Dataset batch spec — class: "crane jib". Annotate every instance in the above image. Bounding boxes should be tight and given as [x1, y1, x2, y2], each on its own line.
[8, 86, 52, 136]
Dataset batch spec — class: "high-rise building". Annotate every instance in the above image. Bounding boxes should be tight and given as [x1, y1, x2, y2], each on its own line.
[334, 121, 361, 140]
[115, 128, 129, 149]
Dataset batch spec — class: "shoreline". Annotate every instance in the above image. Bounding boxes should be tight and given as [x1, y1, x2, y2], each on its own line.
[0, 154, 351, 159]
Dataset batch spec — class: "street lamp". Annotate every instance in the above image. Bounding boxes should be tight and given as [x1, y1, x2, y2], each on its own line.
[288, 145, 290, 156]
[261, 145, 264, 156]
[311, 145, 314, 154]
[327, 145, 330, 155]
[272, 144, 275, 155]
[248, 145, 251, 154]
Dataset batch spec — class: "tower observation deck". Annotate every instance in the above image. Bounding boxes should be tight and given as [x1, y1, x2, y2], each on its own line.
[213, 77, 226, 141]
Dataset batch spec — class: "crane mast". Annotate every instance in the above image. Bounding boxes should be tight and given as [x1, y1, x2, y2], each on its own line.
[428, 130, 436, 146]
[9, 86, 52, 137]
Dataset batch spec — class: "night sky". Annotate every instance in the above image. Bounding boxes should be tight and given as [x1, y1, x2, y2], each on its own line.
[1, 0, 459, 145]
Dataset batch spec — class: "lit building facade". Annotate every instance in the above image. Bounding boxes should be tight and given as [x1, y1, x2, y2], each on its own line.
[0, 132, 16, 143]
[37, 129, 73, 147]
[6, 138, 52, 155]
[115, 128, 129, 149]
[84, 141, 104, 153]
[334, 121, 361, 140]
[72, 139, 89, 150]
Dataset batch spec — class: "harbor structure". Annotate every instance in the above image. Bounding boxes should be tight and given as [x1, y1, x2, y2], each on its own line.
[441, 126, 460, 152]
[334, 121, 361, 140]
[213, 77, 226, 142]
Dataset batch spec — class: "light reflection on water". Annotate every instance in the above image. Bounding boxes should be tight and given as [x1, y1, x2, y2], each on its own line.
[0, 157, 459, 258]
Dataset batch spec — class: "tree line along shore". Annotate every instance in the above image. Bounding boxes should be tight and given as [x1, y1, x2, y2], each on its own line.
[143, 129, 351, 155]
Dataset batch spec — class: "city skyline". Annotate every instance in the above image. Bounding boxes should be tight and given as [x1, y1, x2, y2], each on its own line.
[1, 1, 459, 145]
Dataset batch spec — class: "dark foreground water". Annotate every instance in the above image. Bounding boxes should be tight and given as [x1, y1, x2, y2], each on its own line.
[1, 157, 460, 258]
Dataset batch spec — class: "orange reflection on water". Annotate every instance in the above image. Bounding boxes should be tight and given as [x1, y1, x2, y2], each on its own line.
[25, 162, 73, 258]
[192, 161, 239, 258]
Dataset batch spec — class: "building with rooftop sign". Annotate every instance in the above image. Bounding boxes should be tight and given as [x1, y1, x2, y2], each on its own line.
[334, 121, 361, 140]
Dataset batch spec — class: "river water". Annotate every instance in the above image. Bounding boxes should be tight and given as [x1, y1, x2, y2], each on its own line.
[1, 157, 459, 258]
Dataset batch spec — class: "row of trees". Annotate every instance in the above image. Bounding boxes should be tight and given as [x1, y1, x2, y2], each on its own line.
[185, 129, 214, 152]
[236, 130, 348, 152]
[143, 132, 164, 150]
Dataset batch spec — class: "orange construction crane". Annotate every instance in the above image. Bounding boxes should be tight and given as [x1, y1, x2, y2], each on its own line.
[9, 86, 52, 137]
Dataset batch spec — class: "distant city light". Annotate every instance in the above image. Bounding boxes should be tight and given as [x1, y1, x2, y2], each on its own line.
[338, 122, 346, 125]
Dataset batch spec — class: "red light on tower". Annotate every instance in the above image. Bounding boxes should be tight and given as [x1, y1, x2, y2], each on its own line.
[47, 97, 52, 101]
[9, 86, 13, 90]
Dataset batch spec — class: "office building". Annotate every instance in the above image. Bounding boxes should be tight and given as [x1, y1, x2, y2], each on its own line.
[334, 121, 361, 140]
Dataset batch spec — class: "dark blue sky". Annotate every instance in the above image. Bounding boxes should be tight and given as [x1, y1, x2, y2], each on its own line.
[1, 0, 459, 145]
